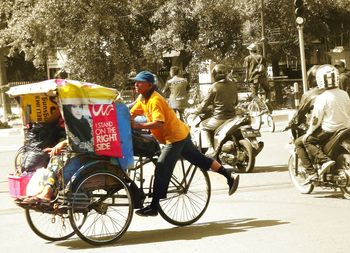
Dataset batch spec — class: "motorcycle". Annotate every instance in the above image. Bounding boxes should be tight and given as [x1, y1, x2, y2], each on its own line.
[186, 107, 264, 173]
[287, 124, 350, 199]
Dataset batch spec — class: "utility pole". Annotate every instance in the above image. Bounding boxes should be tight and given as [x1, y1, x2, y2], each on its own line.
[297, 23, 308, 93]
[260, 0, 266, 58]
[294, 0, 308, 93]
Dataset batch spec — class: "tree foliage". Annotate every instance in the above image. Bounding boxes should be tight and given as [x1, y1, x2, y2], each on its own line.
[0, 0, 349, 85]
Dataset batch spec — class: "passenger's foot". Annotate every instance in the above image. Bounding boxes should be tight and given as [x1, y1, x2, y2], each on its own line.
[21, 196, 50, 205]
[135, 205, 158, 217]
[303, 173, 318, 185]
[318, 160, 335, 176]
[228, 173, 240, 196]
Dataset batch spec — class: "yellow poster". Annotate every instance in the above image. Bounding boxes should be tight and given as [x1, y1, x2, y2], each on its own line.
[21, 94, 58, 123]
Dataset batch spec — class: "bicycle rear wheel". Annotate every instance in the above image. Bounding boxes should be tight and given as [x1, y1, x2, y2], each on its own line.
[247, 100, 262, 130]
[69, 170, 133, 246]
[158, 159, 211, 226]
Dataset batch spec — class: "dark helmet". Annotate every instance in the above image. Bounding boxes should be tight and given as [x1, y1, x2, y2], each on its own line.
[212, 64, 227, 82]
[306, 65, 320, 89]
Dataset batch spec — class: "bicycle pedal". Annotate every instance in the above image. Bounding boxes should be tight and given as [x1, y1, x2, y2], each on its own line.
[136, 176, 145, 183]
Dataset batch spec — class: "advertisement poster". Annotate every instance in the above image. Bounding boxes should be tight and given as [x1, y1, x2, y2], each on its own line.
[89, 104, 122, 157]
[57, 80, 124, 158]
[21, 94, 58, 123]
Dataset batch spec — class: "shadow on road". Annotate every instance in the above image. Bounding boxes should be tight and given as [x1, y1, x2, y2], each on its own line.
[56, 218, 289, 249]
[311, 190, 346, 199]
[236, 165, 288, 173]
[254, 165, 288, 173]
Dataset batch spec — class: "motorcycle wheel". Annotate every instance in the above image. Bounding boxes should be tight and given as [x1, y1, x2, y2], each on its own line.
[236, 140, 255, 173]
[339, 170, 350, 199]
[288, 154, 314, 194]
[337, 155, 350, 199]
[340, 186, 350, 200]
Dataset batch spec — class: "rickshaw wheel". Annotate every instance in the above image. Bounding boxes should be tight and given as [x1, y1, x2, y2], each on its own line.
[69, 170, 133, 246]
[25, 208, 79, 241]
[158, 159, 211, 226]
[14, 146, 26, 173]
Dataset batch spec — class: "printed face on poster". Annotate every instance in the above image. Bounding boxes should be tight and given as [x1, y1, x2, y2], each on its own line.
[62, 104, 93, 152]
[62, 103, 122, 157]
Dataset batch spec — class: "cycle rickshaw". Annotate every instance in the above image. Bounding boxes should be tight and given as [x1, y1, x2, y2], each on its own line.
[7, 79, 211, 246]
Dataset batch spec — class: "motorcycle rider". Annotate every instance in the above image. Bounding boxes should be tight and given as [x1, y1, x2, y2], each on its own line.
[286, 65, 324, 130]
[334, 60, 350, 97]
[194, 64, 238, 157]
[295, 65, 350, 184]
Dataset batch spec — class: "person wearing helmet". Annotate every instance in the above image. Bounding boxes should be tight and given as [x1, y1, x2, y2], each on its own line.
[334, 60, 350, 97]
[296, 64, 350, 184]
[244, 43, 271, 104]
[194, 64, 238, 156]
[130, 70, 240, 216]
[162, 66, 190, 120]
[286, 65, 324, 130]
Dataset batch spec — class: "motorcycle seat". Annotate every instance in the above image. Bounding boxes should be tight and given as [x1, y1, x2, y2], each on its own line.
[323, 128, 350, 158]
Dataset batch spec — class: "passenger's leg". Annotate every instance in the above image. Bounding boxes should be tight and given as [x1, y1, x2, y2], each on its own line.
[304, 129, 335, 175]
[200, 117, 226, 156]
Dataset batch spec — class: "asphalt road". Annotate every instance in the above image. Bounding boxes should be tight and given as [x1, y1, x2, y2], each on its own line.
[0, 122, 350, 253]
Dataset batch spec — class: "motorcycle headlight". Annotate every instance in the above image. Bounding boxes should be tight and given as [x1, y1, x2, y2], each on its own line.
[222, 141, 234, 152]
[341, 139, 350, 153]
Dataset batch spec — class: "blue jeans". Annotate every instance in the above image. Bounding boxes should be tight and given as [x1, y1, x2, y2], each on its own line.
[153, 134, 213, 200]
[62, 156, 83, 184]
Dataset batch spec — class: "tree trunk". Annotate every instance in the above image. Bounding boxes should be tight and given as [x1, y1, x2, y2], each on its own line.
[0, 48, 11, 122]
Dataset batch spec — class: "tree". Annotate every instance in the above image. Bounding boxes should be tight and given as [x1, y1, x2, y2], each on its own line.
[0, 0, 349, 86]
[147, 0, 245, 75]
[0, 0, 160, 86]
[243, 0, 350, 69]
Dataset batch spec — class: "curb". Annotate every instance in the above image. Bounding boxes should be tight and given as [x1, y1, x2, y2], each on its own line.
[0, 125, 22, 136]
[272, 109, 296, 123]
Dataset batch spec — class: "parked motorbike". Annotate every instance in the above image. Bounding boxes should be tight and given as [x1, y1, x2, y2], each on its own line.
[186, 107, 264, 173]
[287, 124, 350, 199]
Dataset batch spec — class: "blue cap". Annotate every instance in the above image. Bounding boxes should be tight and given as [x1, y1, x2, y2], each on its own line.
[131, 71, 155, 85]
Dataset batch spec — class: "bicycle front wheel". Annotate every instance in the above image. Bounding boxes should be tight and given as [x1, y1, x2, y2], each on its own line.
[247, 100, 262, 130]
[158, 159, 211, 226]
[14, 146, 26, 173]
[69, 170, 133, 246]
[264, 114, 275, 132]
[25, 208, 77, 241]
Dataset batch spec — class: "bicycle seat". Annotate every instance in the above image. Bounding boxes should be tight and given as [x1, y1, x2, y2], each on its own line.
[132, 131, 160, 157]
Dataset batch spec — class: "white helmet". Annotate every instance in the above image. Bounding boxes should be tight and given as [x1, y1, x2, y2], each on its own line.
[315, 64, 339, 89]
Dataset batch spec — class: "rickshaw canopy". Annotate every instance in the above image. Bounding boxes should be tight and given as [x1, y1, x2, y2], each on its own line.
[6, 79, 118, 103]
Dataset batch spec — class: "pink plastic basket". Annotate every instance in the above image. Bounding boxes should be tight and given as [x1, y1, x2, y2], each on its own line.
[8, 173, 33, 198]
